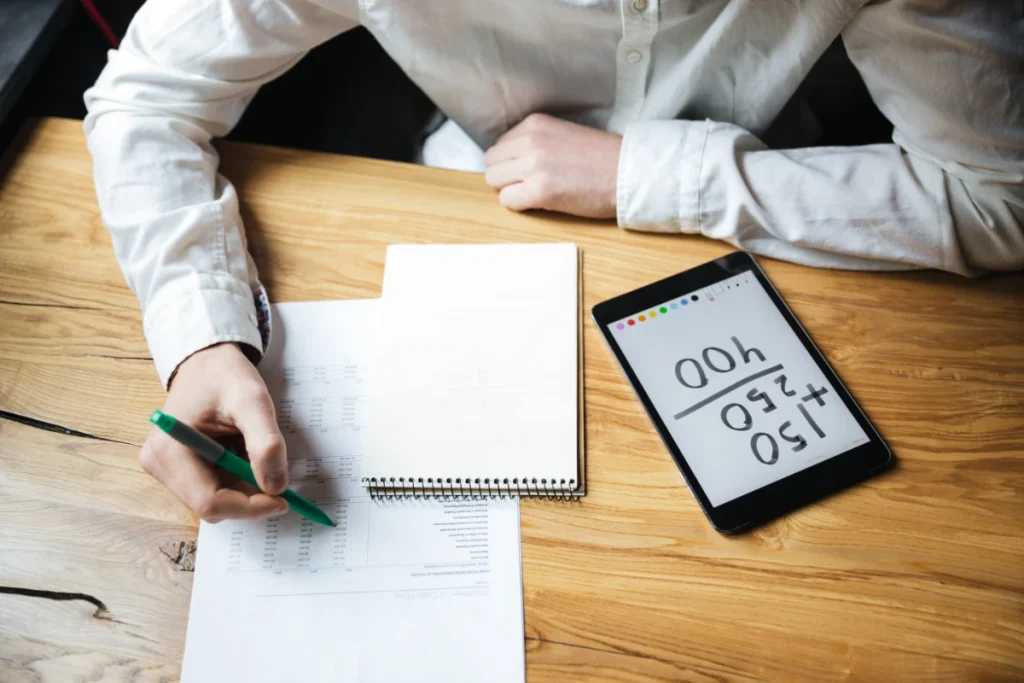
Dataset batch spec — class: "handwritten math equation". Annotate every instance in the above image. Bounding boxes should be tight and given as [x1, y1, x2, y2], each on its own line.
[672, 336, 831, 465]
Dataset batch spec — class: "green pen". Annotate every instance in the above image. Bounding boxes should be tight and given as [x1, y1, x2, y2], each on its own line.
[149, 409, 335, 527]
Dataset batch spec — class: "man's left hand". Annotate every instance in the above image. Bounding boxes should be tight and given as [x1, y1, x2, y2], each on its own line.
[484, 113, 622, 219]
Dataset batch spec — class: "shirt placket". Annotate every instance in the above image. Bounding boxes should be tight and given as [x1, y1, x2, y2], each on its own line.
[609, 0, 660, 131]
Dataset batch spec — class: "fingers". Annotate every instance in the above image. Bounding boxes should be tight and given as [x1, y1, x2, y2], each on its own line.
[140, 428, 288, 523]
[486, 114, 621, 219]
[226, 383, 290, 495]
[484, 134, 533, 167]
[485, 129, 547, 206]
[485, 156, 532, 189]
[196, 489, 289, 524]
[492, 112, 554, 146]
[141, 425, 221, 511]
[486, 113, 560, 168]
[499, 179, 553, 212]
[143, 343, 292, 522]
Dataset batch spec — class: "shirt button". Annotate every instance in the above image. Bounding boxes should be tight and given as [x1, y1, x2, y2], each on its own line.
[626, 49, 643, 64]
[632, 0, 648, 11]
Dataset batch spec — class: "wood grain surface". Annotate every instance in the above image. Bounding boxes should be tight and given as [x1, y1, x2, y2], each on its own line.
[1, 118, 1022, 682]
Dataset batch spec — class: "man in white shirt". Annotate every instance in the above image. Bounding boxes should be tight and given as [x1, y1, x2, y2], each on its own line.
[83, 0, 1024, 523]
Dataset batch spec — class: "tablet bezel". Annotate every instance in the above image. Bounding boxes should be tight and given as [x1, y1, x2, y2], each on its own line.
[592, 251, 892, 534]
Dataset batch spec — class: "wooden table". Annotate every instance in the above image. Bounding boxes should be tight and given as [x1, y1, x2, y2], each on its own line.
[1, 117, 1022, 682]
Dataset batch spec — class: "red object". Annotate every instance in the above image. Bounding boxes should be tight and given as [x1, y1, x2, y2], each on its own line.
[79, 0, 120, 49]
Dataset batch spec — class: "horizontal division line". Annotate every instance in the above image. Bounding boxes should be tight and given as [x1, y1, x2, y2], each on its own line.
[673, 364, 784, 420]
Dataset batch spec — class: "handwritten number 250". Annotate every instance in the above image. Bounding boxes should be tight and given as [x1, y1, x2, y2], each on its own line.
[721, 402, 807, 465]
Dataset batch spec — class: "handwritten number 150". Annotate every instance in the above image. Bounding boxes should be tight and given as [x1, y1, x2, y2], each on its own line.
[720, 402, 781, 464]
[721, 380, 828, 465]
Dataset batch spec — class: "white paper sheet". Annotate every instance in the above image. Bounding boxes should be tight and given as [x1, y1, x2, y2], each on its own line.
[181, 300, 525, 683]
[366, 244, 579, 492]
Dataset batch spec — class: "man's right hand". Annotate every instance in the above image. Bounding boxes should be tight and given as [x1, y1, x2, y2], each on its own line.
[139, 343, 291, 523]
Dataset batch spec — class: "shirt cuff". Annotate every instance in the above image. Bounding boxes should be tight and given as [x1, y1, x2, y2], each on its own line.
[616, 119, 711, 234]
[143, 273, 268, 389]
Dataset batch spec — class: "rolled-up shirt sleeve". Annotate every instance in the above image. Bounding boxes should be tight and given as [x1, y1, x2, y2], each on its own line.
[84, 0, 356, 386]
[617, 3, 1024, 276]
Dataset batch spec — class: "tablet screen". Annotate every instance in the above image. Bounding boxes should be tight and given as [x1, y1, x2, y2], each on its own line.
[607, 271, 869, 506]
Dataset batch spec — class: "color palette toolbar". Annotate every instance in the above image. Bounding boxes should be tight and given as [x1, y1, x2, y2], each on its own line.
[611, 271, 752, 331]
[614, 294, 703, 330]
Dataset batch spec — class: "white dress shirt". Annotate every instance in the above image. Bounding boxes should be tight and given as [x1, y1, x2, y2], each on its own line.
[83, 0, 1024, 387]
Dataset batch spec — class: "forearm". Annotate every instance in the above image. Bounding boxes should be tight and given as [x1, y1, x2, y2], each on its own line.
[83, 0, 355, 385]
[86, 108, 266, 386]
[617, 120, 1024, 275]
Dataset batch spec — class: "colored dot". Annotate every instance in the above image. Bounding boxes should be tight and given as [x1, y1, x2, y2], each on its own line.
[627, 319, 635, 326]
[649, 311, 657, 318]
[638, 315, 646, 321]
[659, 306, 668, 314]
[691, 295, 699, 301]
[680, 299, 688, 306]
[670, 303, 678, 309]
[616, 323, 625, 330]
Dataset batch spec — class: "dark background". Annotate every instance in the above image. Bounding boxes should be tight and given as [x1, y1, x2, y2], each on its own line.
[7, 1, 891, 162]
[6, 0, 439, 161]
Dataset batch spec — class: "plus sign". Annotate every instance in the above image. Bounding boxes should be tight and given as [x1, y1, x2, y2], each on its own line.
[802, 384, 829, 406]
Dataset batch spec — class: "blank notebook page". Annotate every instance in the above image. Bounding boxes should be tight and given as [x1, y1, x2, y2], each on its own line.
[366, 243, 579, 490]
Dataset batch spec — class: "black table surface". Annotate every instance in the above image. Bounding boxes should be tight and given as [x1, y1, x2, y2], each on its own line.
[0, 0, 75, 129]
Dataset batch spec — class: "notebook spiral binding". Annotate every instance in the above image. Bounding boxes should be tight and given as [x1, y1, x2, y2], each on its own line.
[361, 477, 580, 502]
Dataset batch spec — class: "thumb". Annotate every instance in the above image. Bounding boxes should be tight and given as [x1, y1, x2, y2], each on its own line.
[229, 387, 289, 495]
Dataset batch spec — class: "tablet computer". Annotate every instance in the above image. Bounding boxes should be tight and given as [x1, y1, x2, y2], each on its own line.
[593, 252, 891, 533]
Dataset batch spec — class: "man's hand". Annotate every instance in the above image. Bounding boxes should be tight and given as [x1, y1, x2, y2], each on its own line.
[140, 343, 289, 523]
[484, 113, 622, 219]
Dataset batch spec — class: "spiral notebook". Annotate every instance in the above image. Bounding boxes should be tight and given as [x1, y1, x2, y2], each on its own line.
[364, 243, 585, 499]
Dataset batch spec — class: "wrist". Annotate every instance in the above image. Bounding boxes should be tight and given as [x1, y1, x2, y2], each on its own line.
[616, 119, 709, 233]
[169, 342, 244, 389]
